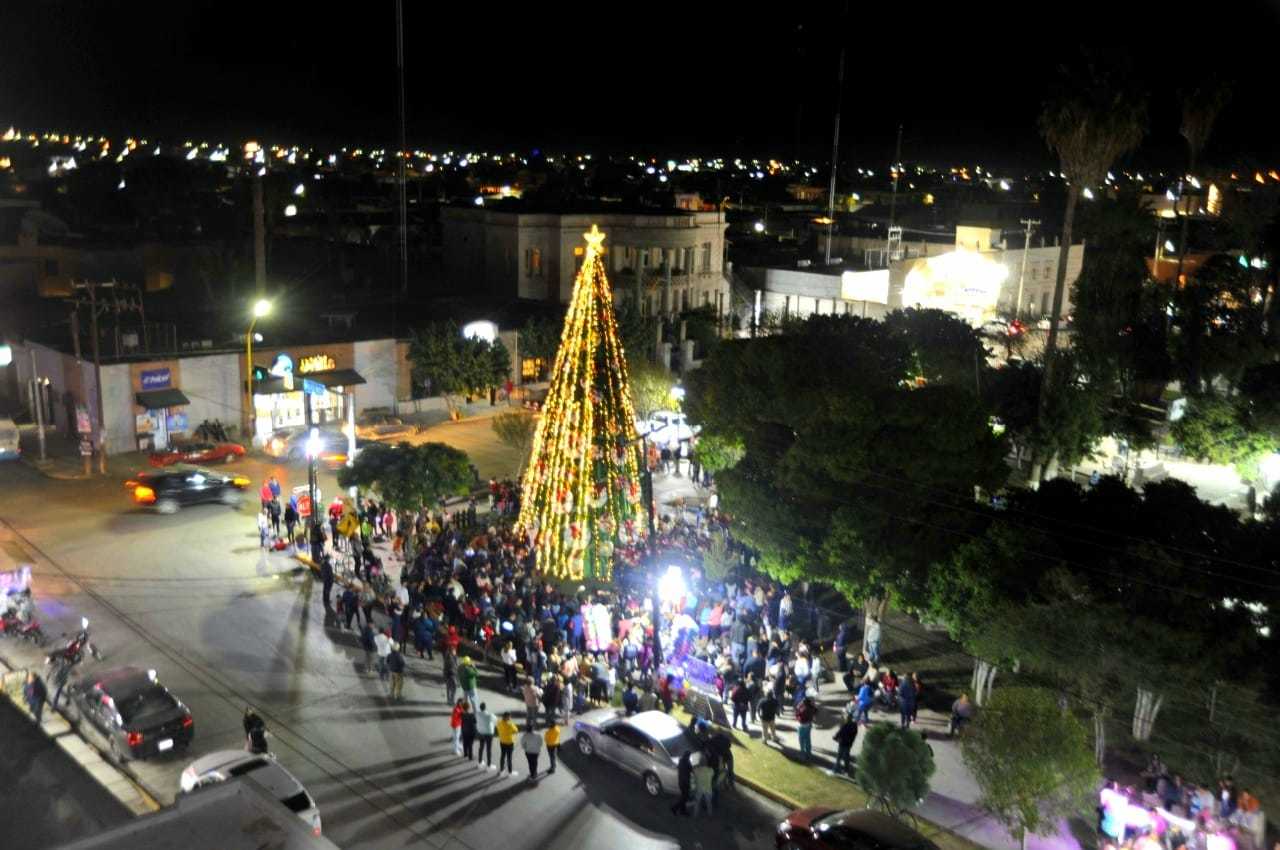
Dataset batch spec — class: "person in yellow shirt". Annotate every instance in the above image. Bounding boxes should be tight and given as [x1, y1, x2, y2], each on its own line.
[544, 723, 560, 774]
[496, 711, 519, 776]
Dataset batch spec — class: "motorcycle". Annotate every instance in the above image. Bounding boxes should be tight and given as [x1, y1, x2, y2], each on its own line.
[46, 617, 103, 673]
[1, 611, 47, 646]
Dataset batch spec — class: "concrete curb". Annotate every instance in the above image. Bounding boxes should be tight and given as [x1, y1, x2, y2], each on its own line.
[0, 657, 161, 816]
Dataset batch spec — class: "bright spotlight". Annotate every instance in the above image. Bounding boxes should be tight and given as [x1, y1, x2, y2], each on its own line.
[657, 565, 686, 605]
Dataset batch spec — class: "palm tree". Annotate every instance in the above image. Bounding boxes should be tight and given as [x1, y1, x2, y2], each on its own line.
[1034, 52, 1147, 480]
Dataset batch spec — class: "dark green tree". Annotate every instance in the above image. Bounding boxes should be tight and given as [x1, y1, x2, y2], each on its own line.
[962, 687, 1099, 850]
[408, 321, 510, 416]
[336, 442, 472, 510]
[855, 723, 936, 820]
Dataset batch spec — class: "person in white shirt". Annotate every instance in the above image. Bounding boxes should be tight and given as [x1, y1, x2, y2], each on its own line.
[475, 702, 497, 769]
[500, 643, 519, 692]
[374, 629, 392, 682]
[520, 726, 543, 780]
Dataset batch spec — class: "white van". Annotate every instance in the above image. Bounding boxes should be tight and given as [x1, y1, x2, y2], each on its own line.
[0, 418, 19, 461]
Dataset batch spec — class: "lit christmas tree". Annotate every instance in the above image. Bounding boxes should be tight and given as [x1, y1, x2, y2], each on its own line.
[518, 224, 645, 580]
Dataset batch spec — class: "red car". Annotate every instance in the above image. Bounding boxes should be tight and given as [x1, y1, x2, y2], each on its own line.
[776, 807, 939, 850]
[149, 441, 245, 467]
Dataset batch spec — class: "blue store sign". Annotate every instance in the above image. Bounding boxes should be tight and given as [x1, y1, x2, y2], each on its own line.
[140, 368, 171, 389]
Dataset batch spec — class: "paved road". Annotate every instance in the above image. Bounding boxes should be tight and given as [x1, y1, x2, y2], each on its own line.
[0, 456, 786, 850]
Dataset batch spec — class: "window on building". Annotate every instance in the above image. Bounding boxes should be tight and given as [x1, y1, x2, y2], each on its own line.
[683, 246, 694, 273]
[44, 259, 58, 276]
[783, 295, 791, 318]
[526, 248, 542, 277]
[521, 357, 546, 381]
[701, 290, 709, 307]
[701, 242, 712, 272]
[1041, 291, 1051, 316]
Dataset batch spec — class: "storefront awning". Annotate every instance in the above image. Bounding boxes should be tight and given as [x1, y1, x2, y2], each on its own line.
[135, 388, 190, 408]
[253, 368, 366, 394]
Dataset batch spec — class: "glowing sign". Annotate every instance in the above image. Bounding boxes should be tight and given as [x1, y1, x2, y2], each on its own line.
[901, 250, 1010, 325]
[269, 353, 294, 377]
[462, 320, 498, 343]
[298, 354, 336, 374]
[841, 269, 890, 304]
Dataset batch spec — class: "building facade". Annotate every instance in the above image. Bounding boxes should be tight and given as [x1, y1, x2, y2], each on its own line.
[742, 224, 1085, 327]
[441, 205, 731, 319]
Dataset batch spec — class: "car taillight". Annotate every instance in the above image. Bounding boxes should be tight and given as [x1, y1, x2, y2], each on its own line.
[127, 731, 144, 747]
[182, 715, 193, 729]
[313, 826, 322, 837]
[133, 485, 156, 504]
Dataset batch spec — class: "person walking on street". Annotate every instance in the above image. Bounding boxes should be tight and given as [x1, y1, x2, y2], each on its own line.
[496, 712, 518, 776]
[476, 702, 496, 769]
[449, 698, 466, 756]
[257, 510, 270, 548]
[832, 715, 858, 777]
[856, 680, 874, 725]
[387, 643, 406, 700]
[460, 701, 478, 762]
[23, 671, 47, 723]
[758, 688, 781, 746]
[521, 676, 542, 730]
[543, 722, 560, 774]
[259, 480, 272, 513]
[340, 585, 360, 630]
[268, 498, 282, 538]
[283, 501, 299, 547]
[796, 696, 816, 759]
[520, 725, 543, 781]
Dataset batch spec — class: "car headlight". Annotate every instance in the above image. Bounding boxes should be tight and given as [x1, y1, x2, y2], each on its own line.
[778, 820, 791, 834]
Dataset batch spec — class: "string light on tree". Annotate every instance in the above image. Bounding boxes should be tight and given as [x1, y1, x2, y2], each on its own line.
[517, 224, 644, 580]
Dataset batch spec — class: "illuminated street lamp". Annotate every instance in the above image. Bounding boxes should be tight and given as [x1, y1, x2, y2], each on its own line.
[245, 299, 272, 444]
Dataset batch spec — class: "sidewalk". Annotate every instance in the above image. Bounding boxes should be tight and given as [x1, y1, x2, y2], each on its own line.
[0, 523, 160, 818]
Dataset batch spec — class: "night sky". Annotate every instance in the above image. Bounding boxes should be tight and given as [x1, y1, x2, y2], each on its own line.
[4, 1, 1280, 167]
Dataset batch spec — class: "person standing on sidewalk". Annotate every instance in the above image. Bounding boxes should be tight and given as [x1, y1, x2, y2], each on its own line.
[500, 642, 519, 692]
[521, 676, 542, 730]
[856, 679, 874, 725]
[319, 555, 334, 611]
[387, 642, 406, 700]
[23, 671, 47, 723]
[475, 702, 496, 769]
[796, 695, 816, 759]
[442, 650, 458, 706]
[671, 749, 693, 816]
[758, 687, 781, 746]
[449, 698, 466, 756]
[374, 628, 393, 682]
[257, 510, 271, 548]
[459, 656, 479, 708]
[898, 672, 917, 729]
[460, 701, 478, 762]
[360, 622, 378, 676]
[543, 722, 560, 774]
[692, 755, 716, 816]
[520, 725, 543, 781]
[496, 711, 518, 776]
[864, 614, 881, 665]
[832, 715, 858, 777]
[729, 678, 751, 732]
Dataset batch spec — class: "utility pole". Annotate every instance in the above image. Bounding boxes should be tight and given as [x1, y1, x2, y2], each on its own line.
[253, 175, 267, 295]
[1014, 219, 1040, 321]
[29, 348, 46, 462]
[887, 124, 904, 250]
[69, 280, 116, 475]
[395, 0, 410, 299]
[823, 3, 848, 266]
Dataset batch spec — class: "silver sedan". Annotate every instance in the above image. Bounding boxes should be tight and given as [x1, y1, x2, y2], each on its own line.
[572, 708, 699, 797]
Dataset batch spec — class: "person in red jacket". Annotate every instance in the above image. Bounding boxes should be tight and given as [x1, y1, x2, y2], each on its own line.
[450, 698, 466, 755]
[444, 625, 461, 655]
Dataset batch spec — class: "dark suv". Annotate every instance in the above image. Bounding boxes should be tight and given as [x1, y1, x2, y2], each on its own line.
[127, 465, 249, 514]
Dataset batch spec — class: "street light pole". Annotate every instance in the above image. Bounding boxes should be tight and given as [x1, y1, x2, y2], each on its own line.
[29, 348, 46, 462]
[1014, 218, 1039, 321]
[244, 299, 272, 445]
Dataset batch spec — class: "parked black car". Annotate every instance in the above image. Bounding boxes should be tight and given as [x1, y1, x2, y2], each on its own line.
[127, 465, 250, 514]
[67, 666, 194, 762]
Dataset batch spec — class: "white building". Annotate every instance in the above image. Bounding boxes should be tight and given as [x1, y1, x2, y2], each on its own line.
[743, 224, 1084, 327]
[441, 204, 731, 318]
